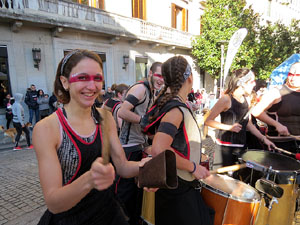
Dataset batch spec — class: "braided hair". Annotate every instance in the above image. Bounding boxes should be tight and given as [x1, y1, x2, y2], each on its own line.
[149, 56, 189, 122]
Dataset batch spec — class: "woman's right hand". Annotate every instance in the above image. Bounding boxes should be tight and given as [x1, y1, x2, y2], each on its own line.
[90, 157, 115, 191]
[275, 123, 289, 136]
[192, 164, 210, 180]
[229, 123, 242, 133]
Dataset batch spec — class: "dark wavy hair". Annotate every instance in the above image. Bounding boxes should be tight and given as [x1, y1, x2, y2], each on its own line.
[225, 68, 253, 96]
[54, 49, 103, 104]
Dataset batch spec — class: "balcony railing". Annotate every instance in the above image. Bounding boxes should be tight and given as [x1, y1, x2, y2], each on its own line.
[0, 0, 193, 49]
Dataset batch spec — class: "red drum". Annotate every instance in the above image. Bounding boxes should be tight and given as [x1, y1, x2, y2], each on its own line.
[201, 174, 260, 225]
[200, 153, 210, 170]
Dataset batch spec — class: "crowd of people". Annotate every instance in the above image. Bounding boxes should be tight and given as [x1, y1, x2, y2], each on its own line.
[2, 47, 299, 225]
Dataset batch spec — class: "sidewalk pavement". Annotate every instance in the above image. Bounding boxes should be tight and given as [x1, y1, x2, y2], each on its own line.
[0, 147, 46, 225]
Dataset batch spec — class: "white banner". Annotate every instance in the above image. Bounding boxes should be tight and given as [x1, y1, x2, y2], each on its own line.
[223, 28, 248, 86]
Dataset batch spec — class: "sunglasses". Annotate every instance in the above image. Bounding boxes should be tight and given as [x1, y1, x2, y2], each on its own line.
[69, 73, 103, 83]
[288, 73, 300, 77]
[153, 73, 163, 79]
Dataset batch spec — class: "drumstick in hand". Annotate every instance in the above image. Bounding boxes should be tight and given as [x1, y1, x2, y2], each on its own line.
[273, 146, 300, 160]
[101, 109, 111, 165]
[210, 163, 247, 174]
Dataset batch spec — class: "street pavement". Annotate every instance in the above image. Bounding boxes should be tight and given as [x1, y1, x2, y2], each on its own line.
[0, 147, 46, 225]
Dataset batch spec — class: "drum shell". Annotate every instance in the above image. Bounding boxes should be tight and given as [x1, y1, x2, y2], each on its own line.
[242, 150, 300, 184]
[201, 174, 260, 225]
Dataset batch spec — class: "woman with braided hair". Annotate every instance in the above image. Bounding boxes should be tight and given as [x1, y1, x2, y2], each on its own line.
[148, 56, 214, 225]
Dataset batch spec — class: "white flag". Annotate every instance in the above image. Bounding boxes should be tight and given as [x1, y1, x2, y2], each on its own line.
[223, 28, 248, 85]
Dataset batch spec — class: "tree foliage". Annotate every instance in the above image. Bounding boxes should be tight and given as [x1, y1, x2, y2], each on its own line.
[191, 0, 300, 81]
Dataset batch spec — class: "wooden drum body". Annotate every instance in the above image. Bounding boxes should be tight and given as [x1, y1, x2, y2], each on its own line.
[201, 174, 260, 225]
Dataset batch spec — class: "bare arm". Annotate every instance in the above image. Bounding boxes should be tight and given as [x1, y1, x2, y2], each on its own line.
[151, 108, 210, 180]
[204, 95, 242, 133]
[246, 118, 275, 150]
[252, 88, 289, 135]
[118, 84, 146, 124]
[33, 115, 115, 214]
[99, 109, 141, 178]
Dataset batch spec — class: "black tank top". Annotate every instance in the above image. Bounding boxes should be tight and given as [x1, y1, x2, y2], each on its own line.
[46, 107, 128, 225]
[217, 96, 249, 146]
[267, 85, 300, 136]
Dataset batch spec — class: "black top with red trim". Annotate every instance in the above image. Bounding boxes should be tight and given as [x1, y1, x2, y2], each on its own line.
[142, 99, 190, 157]
[45, 107, 128, 225]
[104, 98, 121, 114]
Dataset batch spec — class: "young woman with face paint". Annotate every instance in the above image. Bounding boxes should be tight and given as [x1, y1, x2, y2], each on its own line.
[33, 49, 149, 225]
[205, 68, 275, 169]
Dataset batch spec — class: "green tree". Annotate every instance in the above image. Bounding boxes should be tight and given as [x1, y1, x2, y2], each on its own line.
[192, 0, 300, 81]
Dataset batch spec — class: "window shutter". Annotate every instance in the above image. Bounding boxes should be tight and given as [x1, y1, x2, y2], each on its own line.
[132, 0, 138, 18]
[171, 3, 176, 28]
[182, 8, 186, 31]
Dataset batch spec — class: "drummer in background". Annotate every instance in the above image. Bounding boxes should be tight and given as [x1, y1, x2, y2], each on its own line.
[252, 62, 300, 153]
[205, 68, 275, 170]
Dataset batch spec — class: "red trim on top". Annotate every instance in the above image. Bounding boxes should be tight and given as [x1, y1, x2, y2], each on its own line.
[143, 112, 166, 133]
[147, 104, 157, 114]
[103, 99, 109, 106]
[182, 124, 190, 160]
[171, 147, 188, 159]
[111, 101, 121, 113]
[56, 109, 82, 184]
[56, 108, 98, 145]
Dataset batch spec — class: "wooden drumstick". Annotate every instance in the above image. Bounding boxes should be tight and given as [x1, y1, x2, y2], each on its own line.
[100, 109, 111, 165]
[210, 163, 247, 174]
[290, 135, 300, 141]
[273, 146, 300, 160]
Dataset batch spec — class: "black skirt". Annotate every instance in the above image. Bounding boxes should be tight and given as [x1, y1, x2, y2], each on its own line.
[155, 178, 214, 225]
[38, 188, 129, 225]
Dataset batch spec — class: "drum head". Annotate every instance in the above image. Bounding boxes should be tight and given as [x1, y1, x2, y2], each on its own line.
[202, 174, 260, 202]
[242, 150, 300, 171]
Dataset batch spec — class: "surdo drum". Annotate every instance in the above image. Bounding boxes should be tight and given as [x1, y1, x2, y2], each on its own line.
[242, 150, 300, 225]
[201, 174, 260, 225]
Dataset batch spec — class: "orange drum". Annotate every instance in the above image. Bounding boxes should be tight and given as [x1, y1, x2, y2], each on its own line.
[201, 174, 260, 225]
[200, 153, 210, 170]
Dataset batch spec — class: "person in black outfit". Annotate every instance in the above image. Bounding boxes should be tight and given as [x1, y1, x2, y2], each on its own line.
[149, 56, 214, 225]
[205, 68, 275, 169]
[3, 93, 14, 129]
[33, 49, 152, 225]
[25, 84, 39, 125]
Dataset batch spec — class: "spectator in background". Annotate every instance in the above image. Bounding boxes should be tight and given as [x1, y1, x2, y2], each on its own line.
[48, 92, 58, 113]
[102, 86, 114, 101]
[37, 89, 50, 120]
[188, 88, 196, 103]
[25, 84, 39, 125]
[12, 93, 32, 150]
[3, 93, 14, 129]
